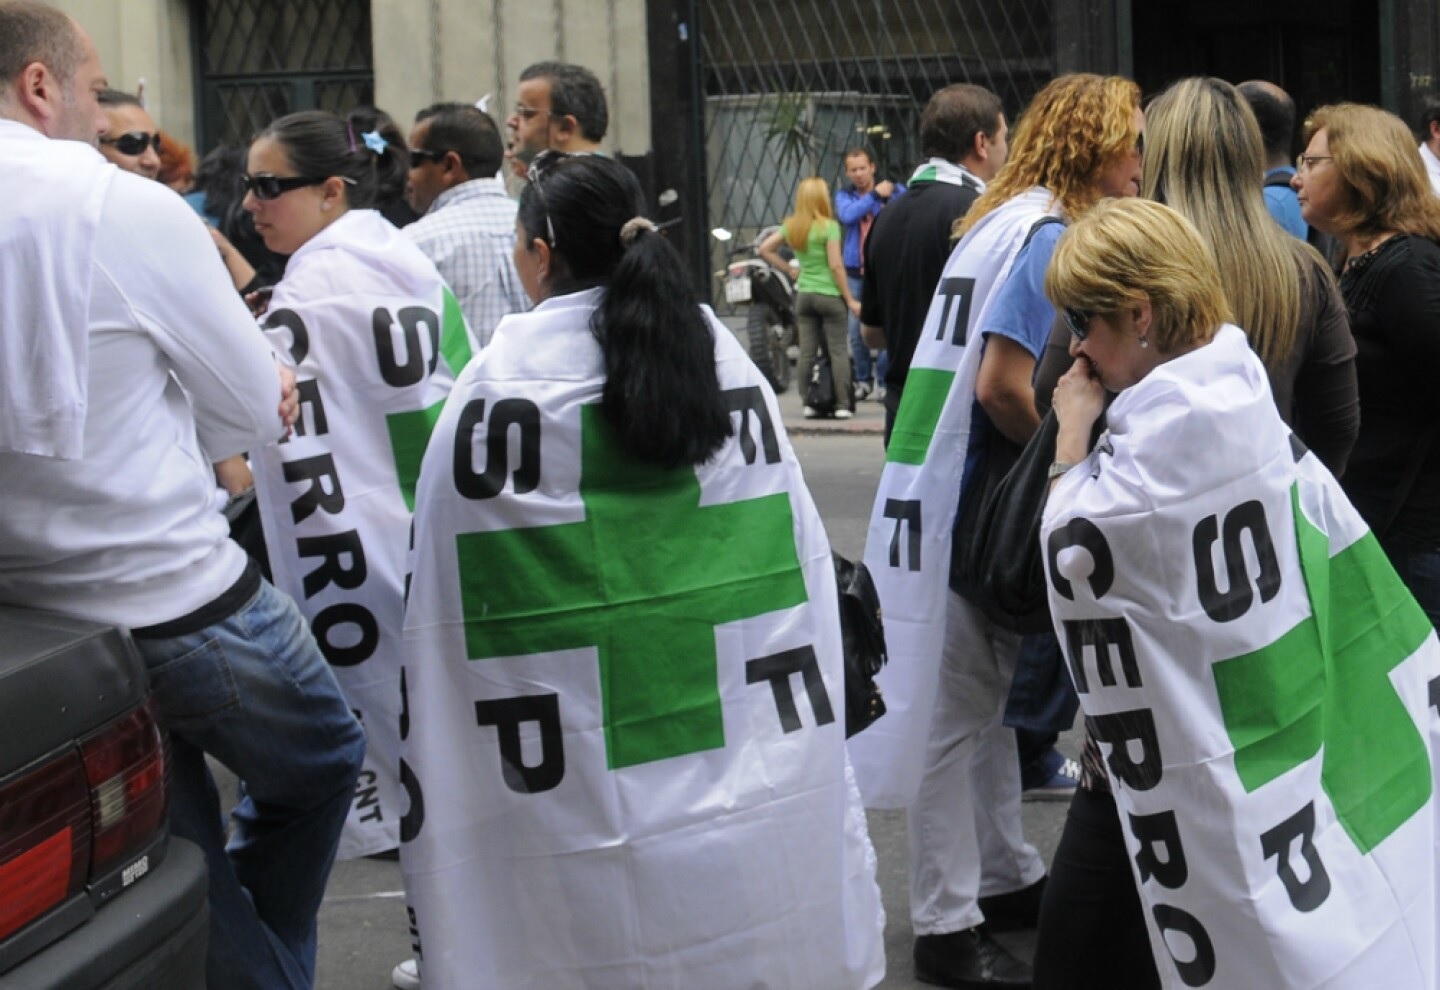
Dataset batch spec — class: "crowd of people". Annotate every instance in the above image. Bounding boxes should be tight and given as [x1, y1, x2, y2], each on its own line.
[2, 2, 1439, 989]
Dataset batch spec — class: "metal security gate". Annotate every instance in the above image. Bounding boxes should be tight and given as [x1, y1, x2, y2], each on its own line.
[193, 0, 374, 152]
[699, 0, 1054, 304]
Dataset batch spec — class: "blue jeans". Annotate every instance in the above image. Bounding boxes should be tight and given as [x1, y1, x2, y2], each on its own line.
[132, 579, 365, 990]
[847, 274, 887, 386]
[1382, 539, 1440, 630]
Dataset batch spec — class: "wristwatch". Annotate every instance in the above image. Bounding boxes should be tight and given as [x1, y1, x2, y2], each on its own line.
[1047, 461, 1076, 481]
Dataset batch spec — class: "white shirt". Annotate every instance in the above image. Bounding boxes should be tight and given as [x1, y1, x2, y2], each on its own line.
[0, 143, 283, 628]
[1421, 142, 1440, 197]
[405, 177, 528, 349]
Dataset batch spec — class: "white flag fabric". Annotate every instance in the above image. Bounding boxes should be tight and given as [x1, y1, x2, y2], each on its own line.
[850, 187, 1059, 808]
[400, 287, 886, 989]
[1043, 325, 1440, 989]
[252, 209, 471, 858]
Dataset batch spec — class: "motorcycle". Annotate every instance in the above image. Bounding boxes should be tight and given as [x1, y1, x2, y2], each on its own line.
[718, 226, 798, 393]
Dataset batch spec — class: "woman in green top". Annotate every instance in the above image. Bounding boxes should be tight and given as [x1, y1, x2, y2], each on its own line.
[760, 176, 861, 417]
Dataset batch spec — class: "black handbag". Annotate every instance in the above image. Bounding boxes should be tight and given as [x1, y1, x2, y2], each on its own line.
[805, 343, 837, 416]
[948, 409, 1059, 634]
[833, 552, 888, 737]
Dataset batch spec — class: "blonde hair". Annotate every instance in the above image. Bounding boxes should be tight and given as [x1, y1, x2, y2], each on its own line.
[1045, 198, 1226, 355]
[1303, 103, 1440, 241]
[784, 177, 833, 252]
[1143, 77, 1311, 369]
[957, 74, 1141, 238]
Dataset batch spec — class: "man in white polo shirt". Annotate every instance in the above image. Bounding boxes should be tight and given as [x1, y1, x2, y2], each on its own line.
[0, 5, 364, 989]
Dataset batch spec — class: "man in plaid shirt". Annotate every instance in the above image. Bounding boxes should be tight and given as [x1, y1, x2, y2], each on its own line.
[406, 103, 527, 350]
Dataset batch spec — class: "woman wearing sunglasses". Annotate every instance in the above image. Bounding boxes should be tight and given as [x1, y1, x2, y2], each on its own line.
[230, 109, 473, 862]
[398, 153, 885, 990]
[1042, 197, 1440, 990]
[1293, 104, 1440, 628]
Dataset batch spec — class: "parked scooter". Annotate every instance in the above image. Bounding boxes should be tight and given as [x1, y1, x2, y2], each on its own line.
[718, 226, 797, 393]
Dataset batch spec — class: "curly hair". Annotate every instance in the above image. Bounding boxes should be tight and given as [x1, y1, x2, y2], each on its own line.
[957, 74, 1141, 238]
[1303, 103, 1440, 242]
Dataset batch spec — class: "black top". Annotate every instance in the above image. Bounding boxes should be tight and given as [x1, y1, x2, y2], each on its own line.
[1338, 234, 1440, 547]
[860, 180, 980, 390]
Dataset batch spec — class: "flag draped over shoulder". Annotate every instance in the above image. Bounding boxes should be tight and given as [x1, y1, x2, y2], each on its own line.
[851, 187, 1058, 808]
[1043, 325, 1440, 989]
[252, 209, 471, 858]
[400, 288, 886, 990]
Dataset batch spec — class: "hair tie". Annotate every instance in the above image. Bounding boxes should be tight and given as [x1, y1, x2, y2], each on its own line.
[362, 130, 388, 155]
[619, 216, 656, 247]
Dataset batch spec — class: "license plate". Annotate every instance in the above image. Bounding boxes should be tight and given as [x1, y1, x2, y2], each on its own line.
[724, 277, 752, 303]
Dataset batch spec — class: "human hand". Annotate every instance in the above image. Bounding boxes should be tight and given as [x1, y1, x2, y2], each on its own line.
[1052, 357, 1105, 460]
[244, 285, 273, 318]
[847, 298, 862, 318]
[875, 180, 895, 199]
[278, 365, 299, 434]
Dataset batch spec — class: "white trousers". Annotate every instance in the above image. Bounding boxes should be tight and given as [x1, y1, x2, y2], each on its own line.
[907, 590, 1047, 934]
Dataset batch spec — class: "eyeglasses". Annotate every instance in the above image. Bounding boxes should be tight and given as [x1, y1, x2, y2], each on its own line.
[409, 148, 446, 168]
[526, 151, 570, 248]
[101, 131, 162, 156]
[242, 173, 328, 201]
[1063, 307, 1094, 341]
[1295, 154, 1334, 173]
[513, 103, 550, 121]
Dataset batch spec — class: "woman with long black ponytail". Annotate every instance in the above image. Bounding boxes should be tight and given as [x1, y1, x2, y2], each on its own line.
[399, 153, 886, 990]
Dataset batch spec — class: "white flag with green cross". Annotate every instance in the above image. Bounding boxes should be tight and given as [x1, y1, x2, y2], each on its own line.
[1043, 326, 1440, 989]
[399, 289, 886, 990]
[251, 209, 472, 859]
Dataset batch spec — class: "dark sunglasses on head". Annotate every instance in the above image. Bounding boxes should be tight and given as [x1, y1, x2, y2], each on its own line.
[241, 173, 329, 201]
[1063, 307, 1094, 341]
[101, 131, 162, 156]
[409, 148, 446, 168]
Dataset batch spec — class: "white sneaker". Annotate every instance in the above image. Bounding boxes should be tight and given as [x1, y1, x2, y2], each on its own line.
[802, 406, 820, 419]
[834, 409, 854, 419]
[392, 958, 421, 990]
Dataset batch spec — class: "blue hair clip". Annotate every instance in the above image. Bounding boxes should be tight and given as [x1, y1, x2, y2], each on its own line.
[362, 130, 388, 155]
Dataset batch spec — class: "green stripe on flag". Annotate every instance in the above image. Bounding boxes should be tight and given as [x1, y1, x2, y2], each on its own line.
[1213, 484, 1433, 853]
[455, 405, 809, 770]
[886, 367, 955, 465]
[440, 287, 473, 375]
[386, 400, 447, 512]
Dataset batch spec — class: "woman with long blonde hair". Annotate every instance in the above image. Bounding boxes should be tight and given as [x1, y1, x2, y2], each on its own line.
[1142, 77, 1357, 472]
[760, 176, 860, 418]
[1294, 103, 1440, 625]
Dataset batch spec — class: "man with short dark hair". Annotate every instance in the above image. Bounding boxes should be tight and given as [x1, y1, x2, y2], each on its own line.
[504, 61, 607, 177]
[862, 83, 1008, 442]
[0, 6, 364, 989]
[1418, 98, 1440, 195]
[406, 101, 526, 349]
[1238, 80, 1307, 239]
[96, 86, 161, 179]
[835, 147, 902, 401]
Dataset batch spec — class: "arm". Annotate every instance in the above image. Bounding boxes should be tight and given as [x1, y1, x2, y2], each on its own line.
[834, 187, 877, 225]
[826, 235, 860, 316]
[758, 228, 788, 274]
[111, 183, 289, 459]
[976, 335, 1041, 444]
[1291, 269, 1359, 477]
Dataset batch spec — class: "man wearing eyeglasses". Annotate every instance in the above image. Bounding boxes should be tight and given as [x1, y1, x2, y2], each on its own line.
[0, 6, 364, 989]
[405, 102, 527, 350]
[96, 87, 160, 180]
[504, 61, 607, 178]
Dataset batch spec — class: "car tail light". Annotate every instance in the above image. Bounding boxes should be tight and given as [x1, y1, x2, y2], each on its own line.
[0, 752, 90, 941]
[80, 702, 167, 878]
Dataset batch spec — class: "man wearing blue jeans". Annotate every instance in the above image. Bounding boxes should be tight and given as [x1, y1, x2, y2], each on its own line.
[0, 7, 364, 988]
[835, 148, 902, 400]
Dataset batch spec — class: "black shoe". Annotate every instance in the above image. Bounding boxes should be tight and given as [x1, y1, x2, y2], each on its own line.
[978, 876, 1046, 933]
[913, 926, 1033, 988]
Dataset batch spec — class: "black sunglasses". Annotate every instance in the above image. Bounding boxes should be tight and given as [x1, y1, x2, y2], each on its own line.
[101, 131, 162, 156]
[1063, 307, 1094, 341]
[409, 148, 446, 168]
[242, 174, 331, 201]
